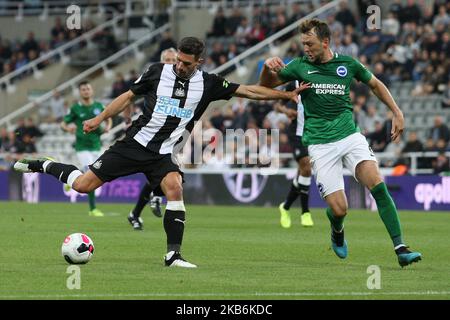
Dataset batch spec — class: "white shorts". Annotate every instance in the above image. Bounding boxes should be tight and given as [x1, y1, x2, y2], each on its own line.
[76, 151, 101, 172]
[308, 132, 377, 198]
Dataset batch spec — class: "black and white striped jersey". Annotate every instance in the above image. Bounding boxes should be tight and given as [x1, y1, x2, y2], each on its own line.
[128, 63, 239, 154]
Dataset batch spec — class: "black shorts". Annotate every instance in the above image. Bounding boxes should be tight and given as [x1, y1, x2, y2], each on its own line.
[289, 135, 309, 161]
[89, 138, 183, 191]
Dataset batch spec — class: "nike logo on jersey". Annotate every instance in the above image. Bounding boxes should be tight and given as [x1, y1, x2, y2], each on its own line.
[307, 70, 319, 74]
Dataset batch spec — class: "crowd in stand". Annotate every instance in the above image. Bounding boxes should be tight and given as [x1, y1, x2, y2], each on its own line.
[195, 0, 450, 173]
[1, 0, 449, 174]
[0, 118, 43, 169]
[0, 17, 118, 80]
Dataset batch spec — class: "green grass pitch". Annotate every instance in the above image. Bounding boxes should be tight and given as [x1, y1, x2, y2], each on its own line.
[0, 201, 449, 300]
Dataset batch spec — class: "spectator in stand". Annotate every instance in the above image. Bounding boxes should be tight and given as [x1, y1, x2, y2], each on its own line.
[382, 12, 401, 39]
[210, 42, 225, 66]
[201, 56, 216, 73]
[14, 133, 37, 155]
[373, 62, 390, 87]
[222, 107, 235, 132]
[249, 101, 272, 128]
[367, 120, 388, 152]
[21, 32, 39, 57]
[360, 104, 382, 135]
[400, 131, 423, 168]
[210, 108, 225, 132]
[110, 72, 128, 98]
[340, 34, 359, 57]
[285, 41, 302, 59]
[151, 31, 176, 62]
[432, 152, 450, 174]
[47, 90, 66, 122]
[227, 43, 239, 61]
[226, 7, 243, 36]
[383, 135, 405, 167]
[249, 22, 266, 46]
[51, 17, 67, 40]
[432, 5, 449, 28]
[15, 51, 28, 71]
[399, 0, 422, 25]
[360, 28, 382, 61]
[265, 101, 289, 129]
[288, 2, 305, 25]
[14, 119, 27, 142]
[207, 7, 227, 38]
[24, 118, 43, 143]
[402, 131, 423, 153]
[231, 97, 250, 130]
[235, 17, 252, 46]
[335, 0, 356, 28]
[442, 80, 450, 109]
[429, 116, 450, 147]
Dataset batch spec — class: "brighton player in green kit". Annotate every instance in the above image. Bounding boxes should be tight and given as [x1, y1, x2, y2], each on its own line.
[260, 19, 421, 267]
[61, 81, 112, 217]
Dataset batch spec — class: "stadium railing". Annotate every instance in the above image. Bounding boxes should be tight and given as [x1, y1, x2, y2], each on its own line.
[0, 13, 126, 92]
[0, 23, 170, 129]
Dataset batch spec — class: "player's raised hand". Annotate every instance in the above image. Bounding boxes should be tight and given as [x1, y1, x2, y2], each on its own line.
[293, 82, 311, 96]
[264, 57, 286, 73]
[83, 117, 102, 134]
[296, 81, 311, 92]
[391, 112, 404, 141]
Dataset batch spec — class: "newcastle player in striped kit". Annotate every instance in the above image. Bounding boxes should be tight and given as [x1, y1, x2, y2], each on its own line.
[14, 37, 308, 268]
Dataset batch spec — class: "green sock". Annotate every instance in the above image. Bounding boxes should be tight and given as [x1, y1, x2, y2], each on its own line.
[370, 182, 403, 248]
[88, 192, 96, 211]
[326, 207, 345, 232]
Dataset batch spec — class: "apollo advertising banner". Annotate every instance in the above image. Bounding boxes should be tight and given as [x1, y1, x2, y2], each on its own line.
[2, 171, 450, 211]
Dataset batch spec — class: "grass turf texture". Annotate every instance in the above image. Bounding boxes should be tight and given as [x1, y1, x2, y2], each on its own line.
[0, 201, 449, 300]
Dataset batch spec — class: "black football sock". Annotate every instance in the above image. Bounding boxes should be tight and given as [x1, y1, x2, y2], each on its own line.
[298, 183, 310, 214]
[164, 209, 185, 253]
[45, 162, 82, 185]
[132, 183, 153, 218]
[283, 180, 300, 210]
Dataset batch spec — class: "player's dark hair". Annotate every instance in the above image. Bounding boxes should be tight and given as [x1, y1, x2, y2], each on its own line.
[299, 19, 331, 41]
[78, 80, 90, 88]
[177, 37, 205, 60]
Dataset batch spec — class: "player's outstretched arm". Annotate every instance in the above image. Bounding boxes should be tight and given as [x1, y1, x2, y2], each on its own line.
[233, 83, 309, 104]
[83, 90, 135, 133]
[367, 76, 404, 141]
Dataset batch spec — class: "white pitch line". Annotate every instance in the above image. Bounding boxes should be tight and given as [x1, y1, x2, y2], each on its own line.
[1, 291, 449, 299]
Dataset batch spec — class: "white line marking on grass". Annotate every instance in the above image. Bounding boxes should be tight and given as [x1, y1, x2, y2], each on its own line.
[1, 291, 449, 299]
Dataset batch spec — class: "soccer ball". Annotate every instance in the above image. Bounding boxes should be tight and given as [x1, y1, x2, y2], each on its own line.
[61, 233, 95, 264]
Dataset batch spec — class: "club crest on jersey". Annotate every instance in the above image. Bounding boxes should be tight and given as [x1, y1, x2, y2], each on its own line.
[174, 87, 186, 97]
[336, 66, 347, 77]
